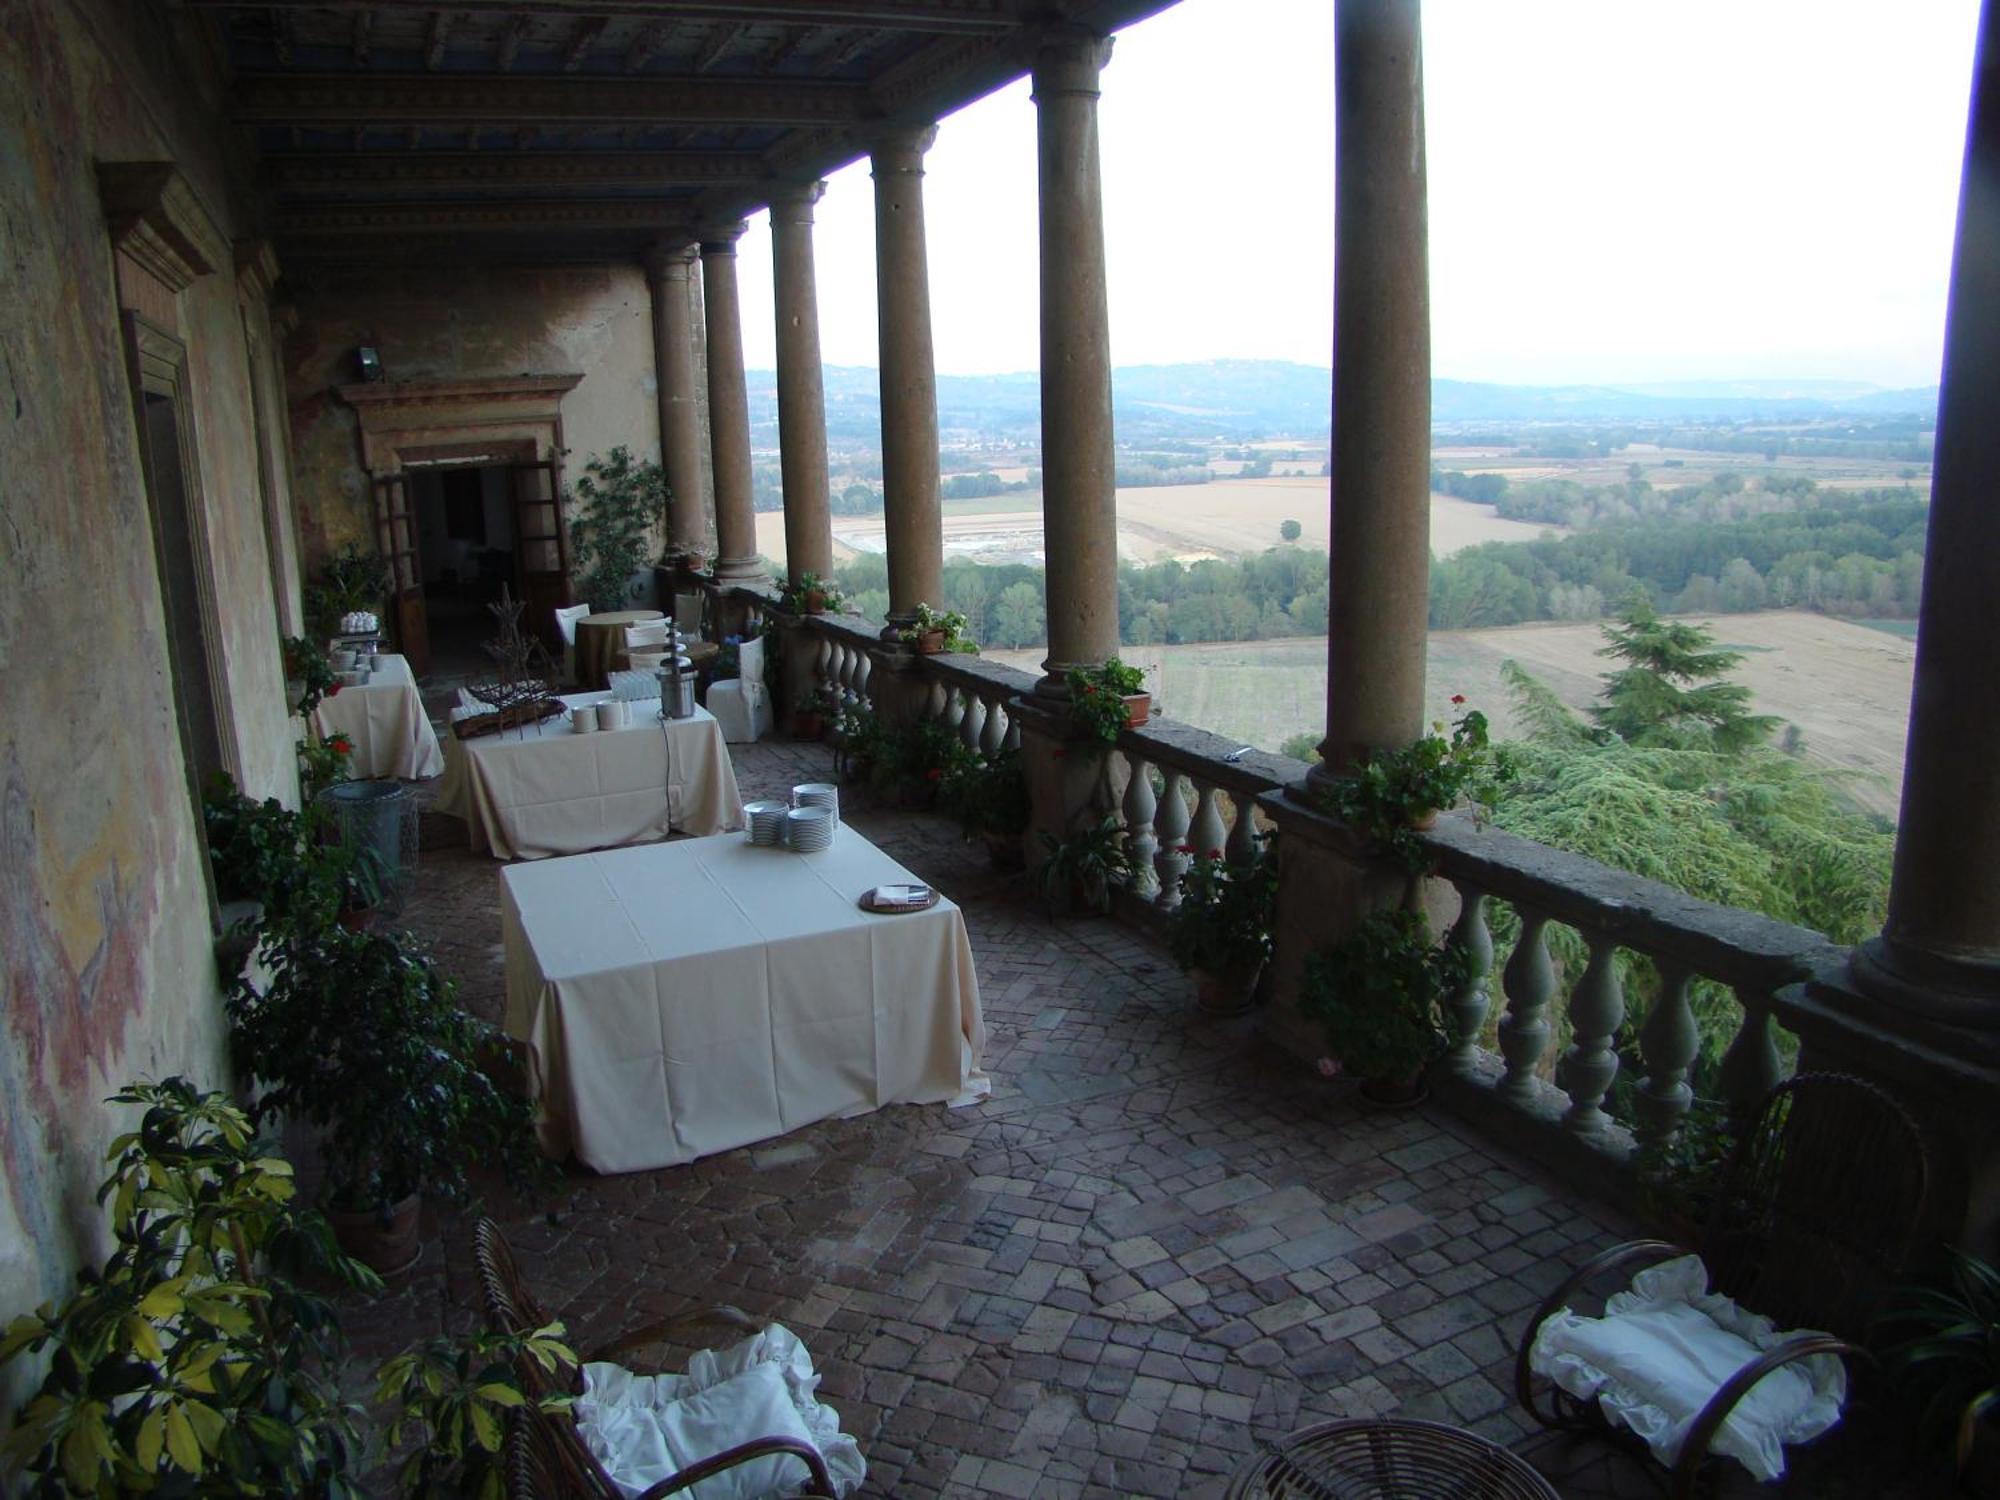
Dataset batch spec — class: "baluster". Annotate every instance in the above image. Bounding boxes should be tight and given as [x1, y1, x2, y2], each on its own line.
[1224, 792, 1259, 868]
[958, 690, 984, 753]
[1188, 781, 1227, 863]
[1153, 769, 1192, 911]
[842, 645, 863, 712]
[1094, 746, 1121, 819]
[979, 694, 1007, 759]
[932, 679, 951, 725]
[854, 646, 873, 711]
[1122, 751, 1160, 900]
[1444, 885, 1493, 1076]
[1717, 987, 1783, 1118]
[1497, 906, 1557, 1104]
[1000, 705, 1021, 752]
[1634, 961, 1699, 1149]
[1559, 928, 1626, 1138]
[813, 634, 835, 706]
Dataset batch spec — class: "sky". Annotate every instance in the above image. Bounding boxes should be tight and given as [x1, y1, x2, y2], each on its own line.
[730, 0, 1981, 388]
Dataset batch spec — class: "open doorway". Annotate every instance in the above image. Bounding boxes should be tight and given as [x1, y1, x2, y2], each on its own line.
[407, 463, 514, 679]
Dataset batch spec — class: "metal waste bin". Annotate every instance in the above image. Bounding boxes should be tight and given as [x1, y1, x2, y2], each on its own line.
[316, 780, 418, 918]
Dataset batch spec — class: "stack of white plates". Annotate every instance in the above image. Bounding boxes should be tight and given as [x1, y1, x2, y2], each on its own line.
[744, 800, 788, 846]
[785, 805, 835, 853]
[791, 783, 839, 824]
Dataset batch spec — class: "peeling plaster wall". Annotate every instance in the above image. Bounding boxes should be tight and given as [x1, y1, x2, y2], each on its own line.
[0, 0, 297, 1391]
[284, 265, 662, 569]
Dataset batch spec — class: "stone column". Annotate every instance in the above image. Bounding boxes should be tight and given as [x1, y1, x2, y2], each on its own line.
[646, 243, 707, 560]
[1033, 30, 1119, 696]
[1852, 0, 2000, 1042]
[769, 181, 833, 585]
[872, 125, 945, 631]
[701, 222, 760, 584]
[1307, 0, 1432, 786]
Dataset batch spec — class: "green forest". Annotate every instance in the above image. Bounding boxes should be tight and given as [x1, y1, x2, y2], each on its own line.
[823, 474, 1928, 648]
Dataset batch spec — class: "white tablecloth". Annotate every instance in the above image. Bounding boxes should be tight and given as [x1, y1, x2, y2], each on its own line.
[501, 826, 989, 1173]
[438, 695, 743, 860]
[309, 654, 443, 780]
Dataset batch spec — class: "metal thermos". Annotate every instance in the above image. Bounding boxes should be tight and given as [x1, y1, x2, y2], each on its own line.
[661, 665, 697, 720]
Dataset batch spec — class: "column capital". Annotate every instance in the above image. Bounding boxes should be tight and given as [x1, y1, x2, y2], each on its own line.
[766, 180, 827, 225]
[698, 220, 750, 256]
[1031, 25, 1113, 99]
[870, 123, 939, 176]
[643, 240, 697, 282]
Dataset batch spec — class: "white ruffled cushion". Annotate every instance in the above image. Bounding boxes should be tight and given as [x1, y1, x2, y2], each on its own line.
[1529, 1254, 1846, 1482]
[575, 1324, 864, 1499]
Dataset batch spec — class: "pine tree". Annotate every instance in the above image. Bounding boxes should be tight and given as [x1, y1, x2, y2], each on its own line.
[1590, 598, 1780, 754]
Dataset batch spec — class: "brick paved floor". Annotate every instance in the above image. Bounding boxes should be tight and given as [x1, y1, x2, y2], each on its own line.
[352, 730, 1935, 1498]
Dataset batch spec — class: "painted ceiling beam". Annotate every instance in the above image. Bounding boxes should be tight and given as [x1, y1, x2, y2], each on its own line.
[234, 72, 868, 127]
[198, 1, 1025, 34]
[263, 149, 769, 192]
[275, 197, 694, 235]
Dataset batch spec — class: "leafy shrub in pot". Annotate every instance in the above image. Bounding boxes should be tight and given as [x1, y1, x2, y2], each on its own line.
[1167, 841, 1277, 1012]
[1299, 907, 1470, 1102]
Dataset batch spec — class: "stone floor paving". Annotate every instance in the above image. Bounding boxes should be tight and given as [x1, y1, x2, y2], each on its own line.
[354, 729, 1941, 1498]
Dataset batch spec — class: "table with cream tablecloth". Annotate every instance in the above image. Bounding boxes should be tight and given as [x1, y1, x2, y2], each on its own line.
[574, 609, 664, 690]
[438, 694, 742, 859]
[308, 653, 443, 780]
[501, 825, 989, 1173]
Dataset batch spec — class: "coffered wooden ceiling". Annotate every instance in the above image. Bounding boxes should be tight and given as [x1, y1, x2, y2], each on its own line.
[200, 1, 1177, 264]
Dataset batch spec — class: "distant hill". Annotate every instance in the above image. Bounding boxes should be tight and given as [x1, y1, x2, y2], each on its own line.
[742, 360, 1940, 444]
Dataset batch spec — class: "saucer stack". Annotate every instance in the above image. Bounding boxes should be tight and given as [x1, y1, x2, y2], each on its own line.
[784, 805, 835, 853]
[791, 783, 839, 825]
[744, 800, 789, 846]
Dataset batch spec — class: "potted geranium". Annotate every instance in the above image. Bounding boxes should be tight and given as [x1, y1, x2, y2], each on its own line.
[1034, 814, 1133, 916]
[1299, 907, 1470, 1105]
[1319, 696, 1503, 873]
[899, 602, 976, 655]
[282, 633, 338, 717]
[226, 924, 544, 1274]
[775, 571, 846, 616]
[792, 687, 837, 740]
[1167, 841, 1277, 1014]
[940, 748, 1031, 870]
[1066, 658, 1150, 744]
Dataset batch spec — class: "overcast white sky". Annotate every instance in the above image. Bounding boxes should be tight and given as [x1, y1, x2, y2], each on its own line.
[731, 0, 1980, 388]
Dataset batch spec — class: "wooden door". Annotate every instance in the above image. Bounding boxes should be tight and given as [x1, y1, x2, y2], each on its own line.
[372, 472, 429, 675]
[510, 458, 571, 647]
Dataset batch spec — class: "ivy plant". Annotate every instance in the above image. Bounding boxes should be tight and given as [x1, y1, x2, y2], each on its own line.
[569, 446, 667, 614]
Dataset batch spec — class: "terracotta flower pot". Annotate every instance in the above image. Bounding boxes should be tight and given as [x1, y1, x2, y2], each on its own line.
[792, 711, 825, 740]
[802, 590, 827, 615]
[1408, 807, 1440, 831]
[1123, 693, 1151, 728]
[916, 629, 947, 655]
[1192, 961, 1262, 1016]
[1358, 1070, 1430, 1109]
[981, 830, 1025, 872]
[327, 1192, 423, 1276]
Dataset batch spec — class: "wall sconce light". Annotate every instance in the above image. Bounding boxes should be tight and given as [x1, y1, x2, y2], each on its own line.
[356, 346, 384, 382]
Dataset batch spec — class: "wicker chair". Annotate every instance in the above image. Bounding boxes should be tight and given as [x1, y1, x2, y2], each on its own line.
[472, 1218, 839, 1500]
[1514, 1072, 1929, 1499]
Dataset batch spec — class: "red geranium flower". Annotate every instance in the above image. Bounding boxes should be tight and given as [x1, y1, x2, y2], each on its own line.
[1451, 694, 1466, 705]
[329, 735, 353, 755]
[327, 681, 342, 697]
[926, 767, 942, 782]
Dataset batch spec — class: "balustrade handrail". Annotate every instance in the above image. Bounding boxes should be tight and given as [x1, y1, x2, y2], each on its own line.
[1115, 716, 1304, 803]
[1416, 813, 1844, 993]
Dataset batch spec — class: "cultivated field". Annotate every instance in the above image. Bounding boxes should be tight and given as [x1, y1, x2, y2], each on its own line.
[1433, 443, 1928, 494]
[990, 610, 1913, 819]
[756, 477, 1561, 568]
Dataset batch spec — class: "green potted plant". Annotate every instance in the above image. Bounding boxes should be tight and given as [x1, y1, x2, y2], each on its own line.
[281, 634, 337, 717]
[1299, 907, 1471, 1105]
[1066, 658, 1150, 744]
[305, 542, 391, 640]
[1877, 1249, 2000, 1484]
[898, 602, 976, 655]
[296, 730, 354, 801]
[876, 719, 979, 807]
[1631, 1097, 1738, 1243]
[775, 571, 847, 616]
[940, 748, 1031, 870]
[0, 1079, 375, 1496]
[832, 703, 884, 785]
[201, 775, 363, 961]
[570, 446, 667, 614]
[376, 1323, 580, 1499]
[1167, 841, 1277, 1014]
[226, 926, 544, 1274]
[792, 686, 838, 741]
[1034, 814, 1134, 916]
[1317, 696, 1503, 873]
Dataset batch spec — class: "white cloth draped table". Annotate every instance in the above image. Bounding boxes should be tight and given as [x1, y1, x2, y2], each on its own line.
[308, 653, 443, 780]
[501, 825, 989, 1174]
[438, 695, 743, 860]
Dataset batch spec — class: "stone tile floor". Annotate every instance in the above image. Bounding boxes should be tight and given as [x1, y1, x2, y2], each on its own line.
[355, 728, 1944, 1498]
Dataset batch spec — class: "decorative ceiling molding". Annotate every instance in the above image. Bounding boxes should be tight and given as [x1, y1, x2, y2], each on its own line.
[97, 162, 227, 292]
[197, 1, 1025, 34]
[235, 72, 869, 128]
[264, 150, 766, 194]
[276, 198, 694, 236]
